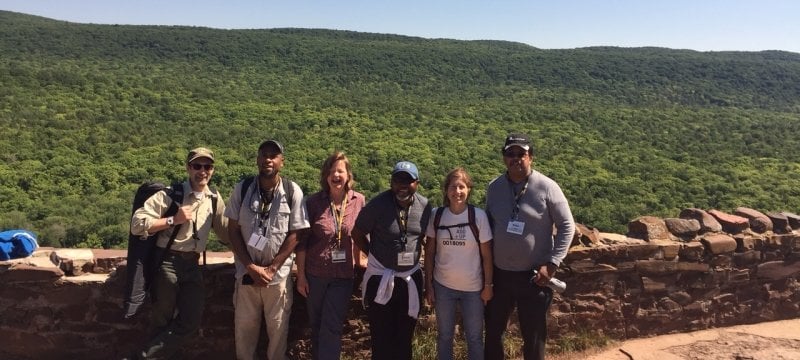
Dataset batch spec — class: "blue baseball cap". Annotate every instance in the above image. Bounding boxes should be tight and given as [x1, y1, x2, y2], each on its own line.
[391, 161, 419, 180]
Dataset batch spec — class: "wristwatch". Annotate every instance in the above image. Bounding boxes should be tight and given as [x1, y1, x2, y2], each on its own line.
[166, 216, 174, 226]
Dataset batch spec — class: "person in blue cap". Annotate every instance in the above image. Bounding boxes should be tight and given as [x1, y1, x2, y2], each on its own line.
[352, 160, 432, 360]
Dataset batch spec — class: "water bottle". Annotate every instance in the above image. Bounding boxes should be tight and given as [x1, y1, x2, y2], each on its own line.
[530, 270, 567, 293]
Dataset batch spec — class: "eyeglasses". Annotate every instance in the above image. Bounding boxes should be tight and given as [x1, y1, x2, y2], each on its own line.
[503, 150, 527, 158]
[190, 164, 214, 171]
[391, 174, 416, 185]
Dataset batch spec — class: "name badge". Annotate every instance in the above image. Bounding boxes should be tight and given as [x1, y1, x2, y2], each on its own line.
[397, 251, 416, 266]
[247, 232, 268, 251]
[331, 249, 346, 263]
[506, 220, 525, 235]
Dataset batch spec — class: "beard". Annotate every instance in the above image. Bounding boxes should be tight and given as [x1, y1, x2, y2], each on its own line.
[395, 191, 413, 202]
[259, 168, 279, 179]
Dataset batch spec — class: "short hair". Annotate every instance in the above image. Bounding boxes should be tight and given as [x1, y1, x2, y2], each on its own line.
[320, 151, 355, 194]
[442, 167, 473, 207]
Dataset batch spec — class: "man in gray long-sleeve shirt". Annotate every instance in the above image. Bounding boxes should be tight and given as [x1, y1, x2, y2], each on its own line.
[484, 133, 575, 360]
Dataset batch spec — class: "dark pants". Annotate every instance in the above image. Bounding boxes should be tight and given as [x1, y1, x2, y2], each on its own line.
[306, 274, 354, 360]
[484, 267, 552, 360]
[136, 251, 204, 360]
[364, 269, 423, 360]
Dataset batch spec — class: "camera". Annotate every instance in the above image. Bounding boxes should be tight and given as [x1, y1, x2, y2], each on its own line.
[242, 274, 254, 285]
[530, 270, 566, 293]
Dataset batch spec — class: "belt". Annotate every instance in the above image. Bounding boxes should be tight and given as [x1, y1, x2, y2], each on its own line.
[166, 249, 200, 260]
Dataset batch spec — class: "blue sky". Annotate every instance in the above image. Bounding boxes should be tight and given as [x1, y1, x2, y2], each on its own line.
[2, 0, 798, 53]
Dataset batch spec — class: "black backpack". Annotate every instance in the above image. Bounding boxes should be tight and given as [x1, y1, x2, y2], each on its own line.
[123, 181, 182, 319]
[432, 204, 484, 270]
[432, 204, 480, 242]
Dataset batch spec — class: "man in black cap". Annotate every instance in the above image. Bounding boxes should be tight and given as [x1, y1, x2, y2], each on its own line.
[352, 160, 432, 360]
[225, 140, 310, 360]
[129, 147, 229, 359]
[484, 134, 575, 360]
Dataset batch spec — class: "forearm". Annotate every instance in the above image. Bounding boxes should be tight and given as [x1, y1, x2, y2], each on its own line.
[295, 249, 307, 277]
[130, 192, 170, 236]
[423, 236, 436, 285]
[480, 241, 494, 285]
[351, 227, 369, 255]
[228, 221, 256, 268]
[295, 230, 308, 277]
[270, 231, 300, 269]
[146, 218, 173, 234]
[212, 210, 231, 246]
[550, 194, 575, 265]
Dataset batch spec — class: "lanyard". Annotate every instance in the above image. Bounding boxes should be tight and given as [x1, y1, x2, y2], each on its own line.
[253, 179, 279, 234]
[507, 173, 530, 220]
[394, 197, 412, 250]
[190, 192, 205, 241]
[329, 192, 349, 249]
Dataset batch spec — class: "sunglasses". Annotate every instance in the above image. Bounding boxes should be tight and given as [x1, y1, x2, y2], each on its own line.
[391, 174, 416, 184]
[190, 164, 214, 171]
[503, 150, 527, 158]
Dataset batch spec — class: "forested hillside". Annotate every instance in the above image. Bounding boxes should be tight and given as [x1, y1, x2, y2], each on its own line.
[1, 11, 799, 249]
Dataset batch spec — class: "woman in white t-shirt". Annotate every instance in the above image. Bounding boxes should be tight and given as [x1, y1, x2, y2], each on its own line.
[424, 167, 494, 360]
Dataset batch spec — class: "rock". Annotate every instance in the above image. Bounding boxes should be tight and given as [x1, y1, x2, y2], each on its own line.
[668, 291, 693, 306]
[50, 249, 95, 276]
[91, 249, 127, 274]
[680, 208, 723, 233]
[0, 264, 64, 282]
[733, 233, 758, 251]
[635, 260, 709, 275]
[782, 212, 800, 229]
[574, 223, 601, 247]
[707, 209, 750, 234]
[679, 241, 705, 261]
[734, 207, 773, 233]
[700, 233, 737, 254]
[665, 218, 701, 240]
[628, 216, 672, 241]
[767, 212, 791, 234]
[733, 250, 762, 267]
[756, 261, 800, 280]
[599, 232, 628, 244]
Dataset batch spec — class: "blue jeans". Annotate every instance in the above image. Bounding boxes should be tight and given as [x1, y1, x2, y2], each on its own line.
[434, 280, 485, 360]
[306, 273, 353, 360]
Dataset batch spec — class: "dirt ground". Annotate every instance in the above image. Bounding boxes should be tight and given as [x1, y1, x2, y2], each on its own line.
[555, 319, 800, 360]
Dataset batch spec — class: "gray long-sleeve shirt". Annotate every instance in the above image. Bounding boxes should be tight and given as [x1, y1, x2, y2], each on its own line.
[485, 170, 575, 271]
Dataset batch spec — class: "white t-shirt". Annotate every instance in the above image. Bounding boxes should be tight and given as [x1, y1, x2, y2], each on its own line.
[425, 206, 492, 291]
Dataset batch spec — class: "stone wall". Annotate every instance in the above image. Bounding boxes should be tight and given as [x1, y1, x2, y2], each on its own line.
[551, 208, 800, 339]
[1, 207, 799, 359]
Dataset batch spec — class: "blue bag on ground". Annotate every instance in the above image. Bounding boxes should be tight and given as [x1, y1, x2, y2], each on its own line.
[0, 230, 39, 260]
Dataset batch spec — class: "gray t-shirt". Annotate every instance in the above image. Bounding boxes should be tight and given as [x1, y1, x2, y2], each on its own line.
[355, 190, 431, 272]
[485, 170, 575, 271]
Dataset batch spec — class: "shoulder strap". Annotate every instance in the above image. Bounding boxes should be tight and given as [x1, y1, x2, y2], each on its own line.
[433, 207, 444, 238]
[240, 176, 255, 204]
[467, 204, 480, 243]
[433, 205, 480, 243]
[281, 175, 294, 206]
[164, 182, 184, 217]
[240, 175, 294, 207]
[208, 186, 219, 217]
[163, 182, 185, 251]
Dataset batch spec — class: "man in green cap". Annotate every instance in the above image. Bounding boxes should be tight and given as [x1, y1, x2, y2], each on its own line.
[129, 147, 229, 359]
